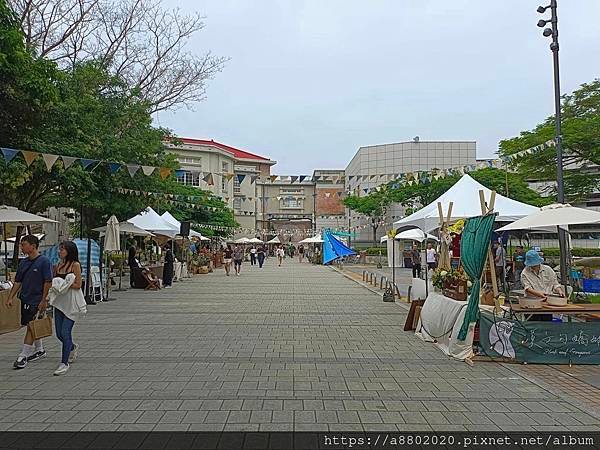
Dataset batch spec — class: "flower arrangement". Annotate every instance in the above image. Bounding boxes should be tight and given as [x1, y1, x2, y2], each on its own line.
[431, 267, 471, 289]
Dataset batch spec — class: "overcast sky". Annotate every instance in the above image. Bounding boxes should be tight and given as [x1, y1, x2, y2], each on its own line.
[157, 1, 600, 174]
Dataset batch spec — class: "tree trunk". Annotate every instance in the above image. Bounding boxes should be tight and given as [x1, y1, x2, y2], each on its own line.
[372, 224, 378, 249]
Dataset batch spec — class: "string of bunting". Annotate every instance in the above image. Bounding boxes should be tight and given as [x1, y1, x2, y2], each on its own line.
[0, 147, 349, 184]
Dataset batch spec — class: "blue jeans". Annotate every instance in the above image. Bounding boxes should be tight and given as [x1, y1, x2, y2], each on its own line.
[54, 309, 75, 364]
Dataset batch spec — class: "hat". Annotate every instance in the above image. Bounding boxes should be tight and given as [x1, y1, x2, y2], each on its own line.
[525, 249, 544, 267]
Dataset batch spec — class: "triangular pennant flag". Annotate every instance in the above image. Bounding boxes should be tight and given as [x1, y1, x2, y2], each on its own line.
[127, 165, 141, 177]
[109, 163, 121, 174]
[236, 174, 246, 184]
[0, 148, 19, 162]
[313, 176, 321, 181]
[175, 170, 186, 177]
[203, 173, 214, 185]
[290, 176, 298, 183]
[270, 175, 277, 182]
[42, 154, 60, 172]
[299, 175, 307, 183]
[159, 167, 172, 179]
[22, 150, 39, 166]
[80, 159, 96, 170]
[225, 173, 234, 181]
[61, 156, 78, 169]
[325, 192, 331, 198]
[142, 166, 155, 176]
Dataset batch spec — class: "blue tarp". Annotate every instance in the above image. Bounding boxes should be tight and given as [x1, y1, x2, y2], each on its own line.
[42, 239, 101, 276]
[322, 230, 356, 264]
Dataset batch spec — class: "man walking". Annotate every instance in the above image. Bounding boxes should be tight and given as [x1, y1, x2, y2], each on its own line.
[249, 246, 257, 266]
[256, 245, 266, 269]
[410, 243, 422, 279]
[5, 235, 53, 369]
[494, 241, 507, 289]
[232, 244, 244, 276]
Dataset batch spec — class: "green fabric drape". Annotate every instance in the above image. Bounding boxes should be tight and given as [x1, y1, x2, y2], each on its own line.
[457, 214, 496, 341]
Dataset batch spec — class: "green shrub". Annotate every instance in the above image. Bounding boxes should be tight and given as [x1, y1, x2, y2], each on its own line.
[540, 248, 600, 257]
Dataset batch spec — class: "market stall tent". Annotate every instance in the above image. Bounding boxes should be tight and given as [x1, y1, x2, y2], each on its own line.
[127, 207, 179, 238]
[160, 211, 205, 239]
[497, 203, 600, 231]
[381, 229, 438, 268]
[393, 174, 538, 232]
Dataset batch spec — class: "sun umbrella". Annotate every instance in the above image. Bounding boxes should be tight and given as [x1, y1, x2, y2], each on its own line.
[93, 221, 154, 237]
[1, 205, 57, 278]
[104, 215, 120, 252]
[496, 203, 600, 231]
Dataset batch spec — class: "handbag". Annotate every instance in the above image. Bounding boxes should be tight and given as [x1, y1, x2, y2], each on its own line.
[27, 310, 53, 340]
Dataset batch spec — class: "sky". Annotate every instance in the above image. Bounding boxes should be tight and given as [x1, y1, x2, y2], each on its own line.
[157, 1, 600, 174]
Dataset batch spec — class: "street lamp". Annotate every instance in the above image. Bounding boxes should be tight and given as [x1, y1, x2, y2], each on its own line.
[537, 0, 569, 287]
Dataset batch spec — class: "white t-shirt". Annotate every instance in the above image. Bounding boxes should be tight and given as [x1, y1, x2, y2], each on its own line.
[426, 248, 437, 263]
[250, 248, 257, 254]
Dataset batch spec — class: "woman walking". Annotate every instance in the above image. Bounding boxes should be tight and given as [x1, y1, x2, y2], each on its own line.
[298, 244, 305, 263]
[249, 246, 257, 266]
[48, 241, 87, 376]
[256, 245, 266, 269]
[223, 245, 233, 276]
[276, 245, 285, 267]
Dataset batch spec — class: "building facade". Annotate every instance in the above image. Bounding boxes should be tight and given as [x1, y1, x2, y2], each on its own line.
[345, 140, 477, 243]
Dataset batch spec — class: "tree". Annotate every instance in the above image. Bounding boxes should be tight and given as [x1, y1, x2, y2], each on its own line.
[8, 0, 227, 112]
[343, 187, 391, 246]
[499, 79, 600, 203]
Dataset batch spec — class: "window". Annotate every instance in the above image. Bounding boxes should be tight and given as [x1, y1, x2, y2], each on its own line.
[233, 198, 242, 210]
[222, 162, 229, 192]
[281, 197, 302, 209]
[234, 176, 241, 194]
[178, 157, 202, 166]
[176, 171, 200, 187]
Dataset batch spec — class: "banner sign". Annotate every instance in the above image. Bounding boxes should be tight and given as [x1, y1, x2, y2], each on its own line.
[479, 311, 600, 365]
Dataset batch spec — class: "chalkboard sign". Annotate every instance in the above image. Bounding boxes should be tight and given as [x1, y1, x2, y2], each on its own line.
[479, 312, 600, 365]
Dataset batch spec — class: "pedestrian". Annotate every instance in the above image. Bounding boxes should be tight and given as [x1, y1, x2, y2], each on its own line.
[298, 244, 305, 263]
[232, 244, 243, 276]
[128, 246, 138, 288]
[410, 243, 422, 279]
[425, 242, 437, 270]
[276, 245, 285, 267]
[223, 244, 233, 276]
[48, 240, 87, 376]
[249, 245, 257, 266]
[4, 235, 52, 370]
[494, 241, 507, 289]
[512, 245, 526, 287]
[162, 243, 174, 288]
[257, 245, 266, 269]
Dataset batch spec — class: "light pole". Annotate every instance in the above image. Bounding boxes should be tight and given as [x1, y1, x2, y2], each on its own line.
[537, 0, 569, 287]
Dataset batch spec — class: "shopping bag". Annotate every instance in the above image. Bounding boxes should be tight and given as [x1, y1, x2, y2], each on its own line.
[27, 311, 53, 340]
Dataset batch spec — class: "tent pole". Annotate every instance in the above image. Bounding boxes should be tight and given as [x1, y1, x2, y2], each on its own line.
[3, 223, 8, 280]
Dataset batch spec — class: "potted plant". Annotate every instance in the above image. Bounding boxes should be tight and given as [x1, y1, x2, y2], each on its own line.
[431, 268, 471, 301]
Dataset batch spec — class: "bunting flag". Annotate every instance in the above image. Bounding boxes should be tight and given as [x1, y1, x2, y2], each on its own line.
[203, 173, 214, 185]
[142, 166, 155, 176]
[126, 165, 140, 177]
[42, 154, 60, 172]
[236, 174, 246, 184]
[159, 167, 172, 180]
[299, 175, 307, 182]
[0, 148, 19, 162]
[21, 151, 39, 166]
[290, 176, 298, 183]
[109, 163, 121, 174]
[225, 173, 234, 182]
[61, 156, 78, 169]
[81, 159, 96, 170]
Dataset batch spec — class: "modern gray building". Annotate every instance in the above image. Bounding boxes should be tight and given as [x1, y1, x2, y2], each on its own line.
[345, 139, 477, 243]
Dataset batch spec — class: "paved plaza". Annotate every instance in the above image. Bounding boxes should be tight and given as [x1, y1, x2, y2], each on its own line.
[0, 260, 598, 432]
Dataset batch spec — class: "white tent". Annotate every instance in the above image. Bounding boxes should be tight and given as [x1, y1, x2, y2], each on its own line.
[93, 221, 155, 237]
[267, 236, 281, 244]
[299, 235, 323, 244]
[234, 237, 251, 244]
[393, 174, 539, 232]
[160, 211, 205, 239]
[497, 203, 600, 232]
[127, 207, 179, 237]
[380, 229, 438, 243]
[247, 237, 263, 244]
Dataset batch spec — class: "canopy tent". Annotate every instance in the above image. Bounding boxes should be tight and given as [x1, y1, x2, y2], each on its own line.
[246, 237, 263, 244]
[380, 229, 438, 243]
[127, 207, 179, 237]
[234, 237, 251, 244]
[267, 236, 281, 244]
[393, 175, 538, 232]
[497, 203, 600, 232]
[160, 211, 205, 239]
[322, 230, 356, 264]
[299, 235, 324, 244]
[93, 221, 155, 237]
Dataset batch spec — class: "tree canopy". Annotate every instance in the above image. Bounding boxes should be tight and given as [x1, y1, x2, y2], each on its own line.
[499, 79, 600, 202]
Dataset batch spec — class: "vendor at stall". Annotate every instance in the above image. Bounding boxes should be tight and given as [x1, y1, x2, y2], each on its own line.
[520, 249, 564, 299]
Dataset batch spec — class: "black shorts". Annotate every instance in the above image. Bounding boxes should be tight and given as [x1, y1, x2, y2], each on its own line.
[20, 303, 39, 326]
[234, 259, 242, 266]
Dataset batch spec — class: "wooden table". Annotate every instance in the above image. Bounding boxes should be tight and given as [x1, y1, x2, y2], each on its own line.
[509, 303, 600, 322]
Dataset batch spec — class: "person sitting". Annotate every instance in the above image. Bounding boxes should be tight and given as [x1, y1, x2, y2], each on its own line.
[128, 247, 160, 290]
[520, 249, 565, 299]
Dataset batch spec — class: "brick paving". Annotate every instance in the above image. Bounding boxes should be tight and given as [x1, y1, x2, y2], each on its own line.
[0, 260, 598, 432]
